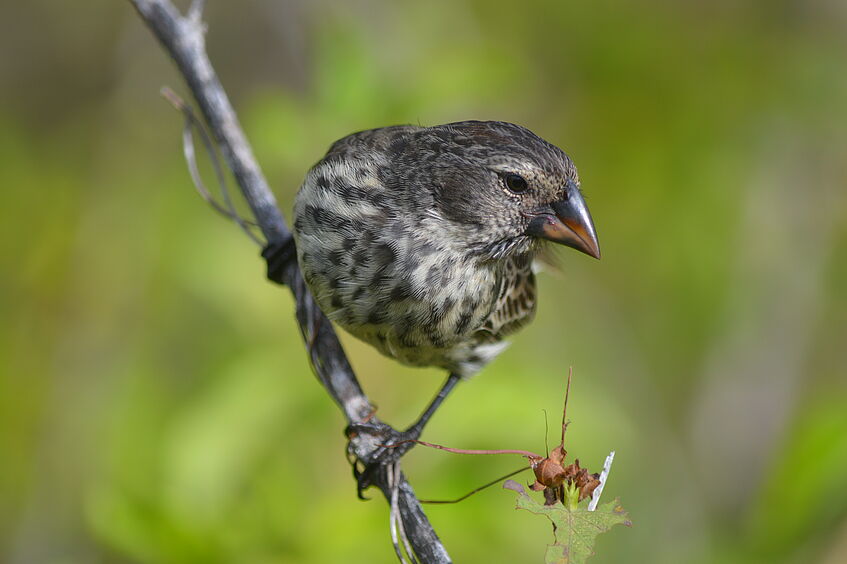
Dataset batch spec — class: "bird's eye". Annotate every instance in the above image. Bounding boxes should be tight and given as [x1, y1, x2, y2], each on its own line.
[504, 173, 528, 194]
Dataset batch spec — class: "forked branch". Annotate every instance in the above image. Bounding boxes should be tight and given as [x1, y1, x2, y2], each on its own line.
[128, 1, 449, 561]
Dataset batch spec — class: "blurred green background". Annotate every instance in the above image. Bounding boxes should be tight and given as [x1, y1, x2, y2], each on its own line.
[2, 0, 847, 562]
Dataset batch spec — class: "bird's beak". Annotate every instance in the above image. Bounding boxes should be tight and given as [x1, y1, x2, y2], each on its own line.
[525, 190, 600, 259]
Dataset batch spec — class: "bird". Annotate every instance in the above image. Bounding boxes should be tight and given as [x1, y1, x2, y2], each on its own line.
[292, 120, 599, 454]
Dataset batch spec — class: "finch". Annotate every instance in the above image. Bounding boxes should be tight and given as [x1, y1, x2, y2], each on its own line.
[292, 120, 599, 379]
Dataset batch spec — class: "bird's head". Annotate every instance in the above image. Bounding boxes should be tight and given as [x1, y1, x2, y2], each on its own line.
[404, 121, 600, 262]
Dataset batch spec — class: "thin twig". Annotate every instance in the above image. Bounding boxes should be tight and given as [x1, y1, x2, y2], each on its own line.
[188, 0, 205, 20]
[385, 439, 540, 459]
[420, 466, 530, 505]
[161, 86, 262, 244]
[562, 366, 572, 445]
[388, 462, 418, 564]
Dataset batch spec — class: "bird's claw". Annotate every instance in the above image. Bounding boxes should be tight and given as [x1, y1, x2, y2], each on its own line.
[261, 236, 296, 285]
[346, 421, 420, 499]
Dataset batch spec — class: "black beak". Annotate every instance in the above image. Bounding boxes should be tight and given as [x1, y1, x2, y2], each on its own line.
[525, 189, 600, 259]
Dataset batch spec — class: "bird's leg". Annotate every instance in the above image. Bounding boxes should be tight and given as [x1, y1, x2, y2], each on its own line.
[403, 372, 461, 439]
[347, 372, 462, 497]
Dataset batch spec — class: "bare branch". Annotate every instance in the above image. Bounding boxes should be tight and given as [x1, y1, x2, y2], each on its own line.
[128, 1, 450, 561]
[131, 0, 285, 245]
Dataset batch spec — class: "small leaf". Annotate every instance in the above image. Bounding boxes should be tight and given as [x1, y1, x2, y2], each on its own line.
[504, 480, 631, 564]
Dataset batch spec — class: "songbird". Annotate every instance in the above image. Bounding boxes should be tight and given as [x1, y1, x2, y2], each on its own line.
[292, 120, 599, 445]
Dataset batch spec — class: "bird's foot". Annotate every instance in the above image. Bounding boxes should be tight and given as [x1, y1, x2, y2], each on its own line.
[345, 373, 461, 498]
[261, 235, 296, 285]
[346, 420, 422, 499]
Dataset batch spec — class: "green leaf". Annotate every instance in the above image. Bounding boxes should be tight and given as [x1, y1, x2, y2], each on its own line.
[504, 480, 631, 564]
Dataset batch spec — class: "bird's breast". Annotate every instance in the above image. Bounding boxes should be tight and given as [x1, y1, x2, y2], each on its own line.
[294, 159, 506, 373]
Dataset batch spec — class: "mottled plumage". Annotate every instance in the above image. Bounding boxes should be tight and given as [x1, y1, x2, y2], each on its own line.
[293, 121, 599, 377]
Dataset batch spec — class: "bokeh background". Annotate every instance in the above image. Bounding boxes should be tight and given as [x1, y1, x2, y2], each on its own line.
[3, 0, 847, 562]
